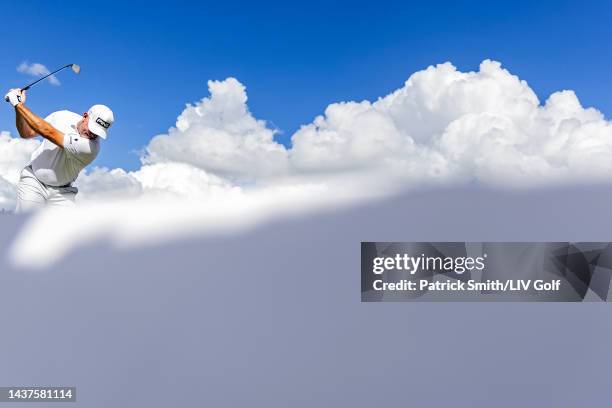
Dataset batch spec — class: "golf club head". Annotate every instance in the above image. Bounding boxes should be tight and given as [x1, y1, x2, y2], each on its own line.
[71, 64, 81, 74]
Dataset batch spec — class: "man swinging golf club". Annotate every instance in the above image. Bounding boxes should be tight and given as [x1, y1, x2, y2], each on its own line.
[4, 88, 114, 212]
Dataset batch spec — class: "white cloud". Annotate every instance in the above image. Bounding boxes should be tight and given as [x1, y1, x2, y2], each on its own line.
[0, 177, 15, 209]
[0, 132, 40, 183]
[6, 59, 612, 267]
[75, 167, 142, 200]
[0, 132, 40, 208]
[290, 100, 408, 172]
[17, 62, 61, 86]
[143, 78, 289, 181]
[76, 161, 242, 201]
[290, 60, 612, 186]
[132, 162, 242, 199]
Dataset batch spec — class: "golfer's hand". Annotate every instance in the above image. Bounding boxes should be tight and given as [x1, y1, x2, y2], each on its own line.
[4, 88, 25, 107]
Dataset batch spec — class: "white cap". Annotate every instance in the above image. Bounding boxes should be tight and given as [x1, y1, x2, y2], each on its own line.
[87, 104, 114, 139]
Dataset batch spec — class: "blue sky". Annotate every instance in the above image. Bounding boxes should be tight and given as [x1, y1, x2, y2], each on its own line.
[1, 0, 610, 171]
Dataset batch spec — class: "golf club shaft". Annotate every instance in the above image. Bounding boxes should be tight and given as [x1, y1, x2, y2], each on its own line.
[21, 64, 73, 91]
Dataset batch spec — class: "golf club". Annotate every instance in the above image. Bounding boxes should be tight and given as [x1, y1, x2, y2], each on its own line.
[5, 63, 80, 103]
[21, 63, 81, 91]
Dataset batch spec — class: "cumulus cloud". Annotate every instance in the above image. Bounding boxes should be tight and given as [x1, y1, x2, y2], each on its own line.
[76, 162, 241, 202]
[6, 59, 612, 266]
[75, 167, 142, 200]
[0, 132, 40, 208]
[17, 62, 61, 86]
[290, 60, 612, 186]
[143, 78, 289, 181]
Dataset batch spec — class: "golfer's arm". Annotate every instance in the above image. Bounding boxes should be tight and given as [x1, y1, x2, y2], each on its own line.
[15, 104, 64, 147]
[15, 106, 37, 139]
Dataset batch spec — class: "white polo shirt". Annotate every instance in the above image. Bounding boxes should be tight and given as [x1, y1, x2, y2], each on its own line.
[30, 110, 100, 187]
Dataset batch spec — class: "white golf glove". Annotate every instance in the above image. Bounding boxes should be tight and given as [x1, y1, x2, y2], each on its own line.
[4, 89, 25, 107]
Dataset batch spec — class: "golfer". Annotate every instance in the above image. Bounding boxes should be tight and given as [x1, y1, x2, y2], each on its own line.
[4, 88, 114, 212]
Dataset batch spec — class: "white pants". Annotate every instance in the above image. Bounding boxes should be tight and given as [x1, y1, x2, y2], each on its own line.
[16, 166, 78, 213]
